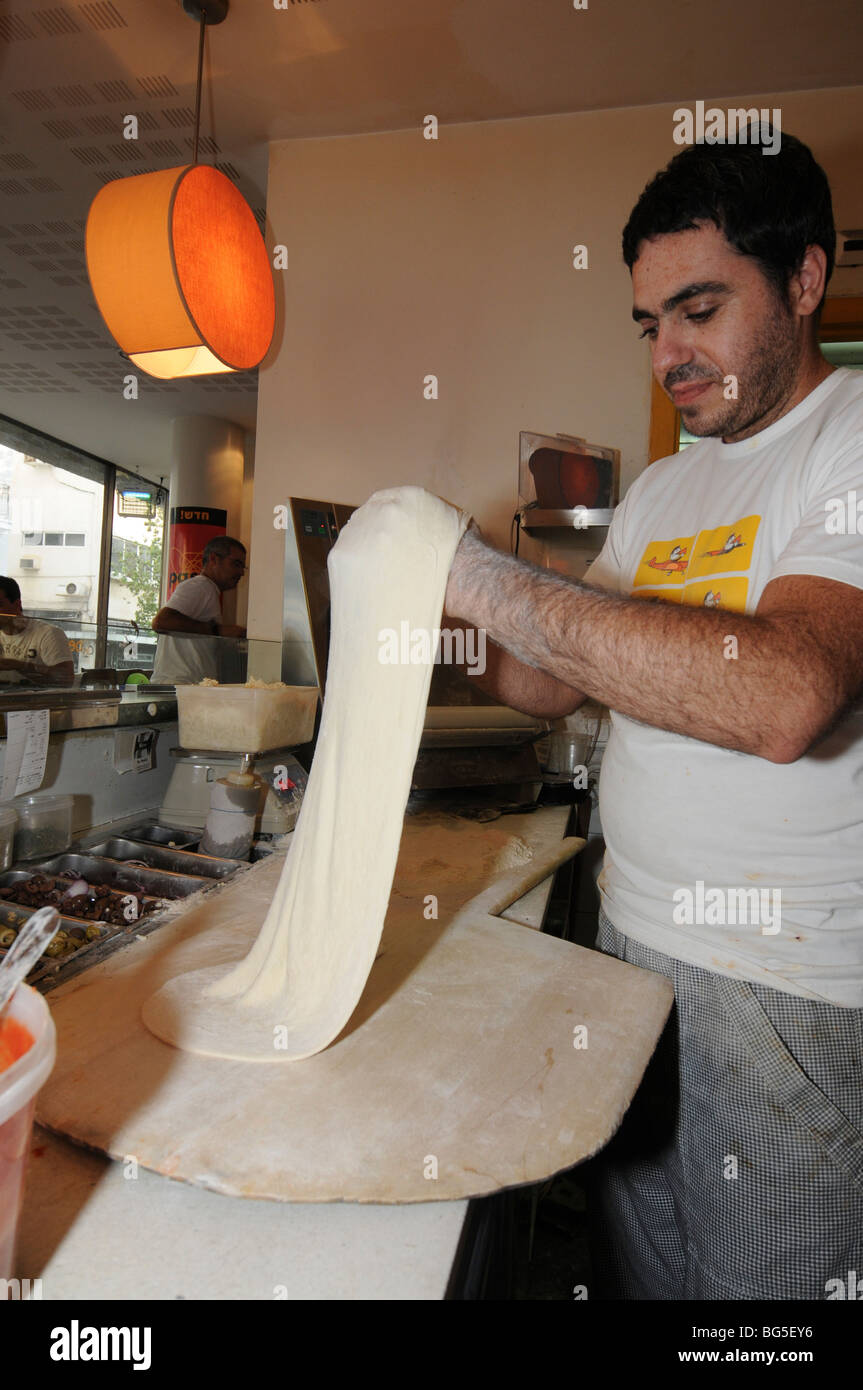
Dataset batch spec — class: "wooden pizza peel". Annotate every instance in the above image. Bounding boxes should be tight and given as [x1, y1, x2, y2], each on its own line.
[35, 817, 673, 1203]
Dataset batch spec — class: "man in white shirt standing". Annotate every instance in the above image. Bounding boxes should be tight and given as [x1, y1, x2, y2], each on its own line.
[445, 126, 863, 1299]
[0, 577, 74, 686]
[151, 535, 247, 685]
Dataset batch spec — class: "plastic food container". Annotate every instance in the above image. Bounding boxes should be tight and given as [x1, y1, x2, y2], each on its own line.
[0, 984, 56, 1279]
[175, 684, 319, 753]
[12, 794, 74, 862]
[0, 809, 16, 874]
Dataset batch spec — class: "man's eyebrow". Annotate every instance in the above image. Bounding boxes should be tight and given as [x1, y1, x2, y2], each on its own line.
[631, 281, 731, 323]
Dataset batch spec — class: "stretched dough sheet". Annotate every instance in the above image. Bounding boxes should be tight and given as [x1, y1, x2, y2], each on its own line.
[143, 487, 468, 1061]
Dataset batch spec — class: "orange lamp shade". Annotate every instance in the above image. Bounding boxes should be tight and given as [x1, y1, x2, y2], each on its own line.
[85, 165, 275, 379]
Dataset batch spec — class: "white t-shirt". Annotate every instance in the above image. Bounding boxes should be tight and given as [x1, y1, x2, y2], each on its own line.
[0, 616, 73, 683]
[585, 367, 863, 1006]
[152, 573, 222, 685]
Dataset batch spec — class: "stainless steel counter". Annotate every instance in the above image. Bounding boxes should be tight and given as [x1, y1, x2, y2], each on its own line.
[0, 688, 177, 735]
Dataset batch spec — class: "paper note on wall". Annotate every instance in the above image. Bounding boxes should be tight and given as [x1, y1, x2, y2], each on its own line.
[0, 709, 50, 800]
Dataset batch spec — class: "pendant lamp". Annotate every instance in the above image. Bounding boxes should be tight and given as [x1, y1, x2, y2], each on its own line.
[85, 1, 274, 380]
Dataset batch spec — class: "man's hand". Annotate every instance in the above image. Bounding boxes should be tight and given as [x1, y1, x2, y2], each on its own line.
[445, 528, 586, 719]
[215, 624, 246, 639]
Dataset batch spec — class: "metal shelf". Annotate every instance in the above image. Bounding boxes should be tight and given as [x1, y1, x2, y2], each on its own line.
[518, 507, 614, 531]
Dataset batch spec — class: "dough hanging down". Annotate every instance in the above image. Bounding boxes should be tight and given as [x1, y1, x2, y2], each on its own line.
[142, 487, 469, 1060]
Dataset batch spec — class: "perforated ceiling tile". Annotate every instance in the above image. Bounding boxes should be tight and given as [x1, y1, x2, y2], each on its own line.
[81, 114, 116, 135]
[35, 7, 83, 38]
[138, 75, 177, 99]
[146, 139, 182, 158]
[79, 1, 127, 31]
[70, 146, 108, 165]
[54, 84, 94, 106]
[108, 142, 144, 162]
[42, 119, 81, 138]
[94, 79, 135, 102]
[11, 91, 53, 112]
[0, 15, 37, 42]
[162, 106, 195, 128]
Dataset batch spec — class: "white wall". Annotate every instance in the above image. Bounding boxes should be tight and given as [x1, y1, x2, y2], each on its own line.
[246, 85, 863, 669]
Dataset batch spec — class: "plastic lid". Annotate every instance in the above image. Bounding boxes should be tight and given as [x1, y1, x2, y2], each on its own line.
[13, 793, 74, 810]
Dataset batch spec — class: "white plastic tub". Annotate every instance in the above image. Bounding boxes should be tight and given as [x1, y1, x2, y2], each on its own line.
[0, 984, 56, 1279]
[176, 684, 319, 753]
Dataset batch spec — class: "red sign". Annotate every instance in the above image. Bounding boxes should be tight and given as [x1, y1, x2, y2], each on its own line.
[166, 506, 227, 598]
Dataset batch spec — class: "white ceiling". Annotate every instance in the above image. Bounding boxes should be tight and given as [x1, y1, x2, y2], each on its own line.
[1, 0, 861, 480]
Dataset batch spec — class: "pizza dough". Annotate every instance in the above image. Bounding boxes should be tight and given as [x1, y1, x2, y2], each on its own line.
[142, 487, 469, 1061]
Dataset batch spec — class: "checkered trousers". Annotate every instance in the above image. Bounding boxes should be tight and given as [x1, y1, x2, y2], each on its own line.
[585, 908, 863, 1300]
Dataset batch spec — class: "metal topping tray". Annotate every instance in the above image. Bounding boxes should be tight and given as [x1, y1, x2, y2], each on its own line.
[85, 838, 247, 881]
[0, 854, 209, 900]
[116, 823, 201, 850]
[0, 897, 166, 990]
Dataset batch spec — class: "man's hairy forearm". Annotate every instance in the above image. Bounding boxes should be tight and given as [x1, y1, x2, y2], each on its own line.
[445, 532, 826, 762]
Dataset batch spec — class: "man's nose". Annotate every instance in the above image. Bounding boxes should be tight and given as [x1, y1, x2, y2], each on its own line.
[651, 320, 693, 382]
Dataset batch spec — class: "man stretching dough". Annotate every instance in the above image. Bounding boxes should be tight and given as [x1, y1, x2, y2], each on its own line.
[445, 129, 863, 1300]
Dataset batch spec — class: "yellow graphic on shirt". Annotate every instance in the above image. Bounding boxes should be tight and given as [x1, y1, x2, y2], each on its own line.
[632, 536, 694, 590]
[681, 577, 749, 612]
[632, 514, 761, 610]
[687, 515, 761, 580]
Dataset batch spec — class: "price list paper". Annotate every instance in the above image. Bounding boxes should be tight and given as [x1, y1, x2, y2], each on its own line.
[1, 708, 50, 800]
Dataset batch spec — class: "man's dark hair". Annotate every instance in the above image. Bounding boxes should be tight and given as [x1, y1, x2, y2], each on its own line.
[622, 128, 835, 319]
[0, 576, 21, 604]
[202, 535, 245, 564]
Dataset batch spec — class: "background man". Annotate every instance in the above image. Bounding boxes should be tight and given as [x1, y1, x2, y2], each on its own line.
[445, 128, 863, 1299]
[0, 576, 74, 686]
[151, 535, 247, 685]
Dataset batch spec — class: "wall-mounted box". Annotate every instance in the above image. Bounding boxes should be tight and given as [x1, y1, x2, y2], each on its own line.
[518, 431, 620, 532]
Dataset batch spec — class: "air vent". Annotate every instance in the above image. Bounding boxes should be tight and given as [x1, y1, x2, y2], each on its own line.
[79, 1, 128, 30]
[20, 557, 40, 571]
[2, 154, 36, 171]
[215, 161, 241, 181]
[28, 177, 63, 193]
[0, 180, 29, 196]
[35, 7, 82, 37]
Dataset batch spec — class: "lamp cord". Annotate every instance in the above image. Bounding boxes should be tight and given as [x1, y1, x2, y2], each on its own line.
[192, 9, 206, 166]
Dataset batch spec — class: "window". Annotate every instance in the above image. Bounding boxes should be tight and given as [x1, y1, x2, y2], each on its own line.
[0, 416, 167, 674]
